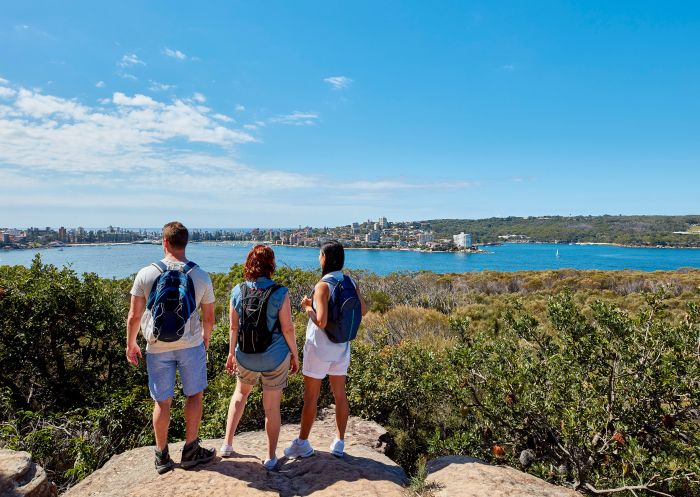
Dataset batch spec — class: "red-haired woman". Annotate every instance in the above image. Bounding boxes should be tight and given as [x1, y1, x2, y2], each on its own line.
[221, 244, 299, 469]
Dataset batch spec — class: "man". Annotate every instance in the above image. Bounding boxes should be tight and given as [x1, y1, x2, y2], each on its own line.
[126, 221, 216, 474]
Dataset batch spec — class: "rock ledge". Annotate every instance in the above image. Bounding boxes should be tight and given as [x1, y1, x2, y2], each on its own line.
[0, 449, 57, 497]
[64, 411, 405, 497]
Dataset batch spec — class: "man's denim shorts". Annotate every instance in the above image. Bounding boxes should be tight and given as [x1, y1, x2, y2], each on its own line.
[146, 343, 208, 401]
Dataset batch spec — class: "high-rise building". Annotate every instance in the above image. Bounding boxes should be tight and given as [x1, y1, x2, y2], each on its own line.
[351, 222, 360, 234]
[453, 232, 472, 248]
[378, 217, 388, 229]
[58, 227, 67, 241]
[365, 230, 380, 243]
[418, 232, 434, 244]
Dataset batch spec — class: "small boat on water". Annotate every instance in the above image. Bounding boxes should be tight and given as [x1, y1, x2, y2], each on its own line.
[556, 249, 560, 258]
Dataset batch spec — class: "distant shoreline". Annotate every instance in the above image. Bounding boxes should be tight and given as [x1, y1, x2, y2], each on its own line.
[3, 240, 700, 252]
[268, 242, 489, 254]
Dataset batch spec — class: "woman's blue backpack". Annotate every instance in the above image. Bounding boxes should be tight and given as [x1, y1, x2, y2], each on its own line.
[322, 275, 362, 343]
[146, 260, 197, 342]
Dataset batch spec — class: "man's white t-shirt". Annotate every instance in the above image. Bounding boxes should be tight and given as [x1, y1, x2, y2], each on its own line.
[130, 258, 215, 353]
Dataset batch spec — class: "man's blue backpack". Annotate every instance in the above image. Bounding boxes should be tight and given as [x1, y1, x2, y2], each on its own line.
[146, 260, 197, 342]
[322, 275, 362, 343]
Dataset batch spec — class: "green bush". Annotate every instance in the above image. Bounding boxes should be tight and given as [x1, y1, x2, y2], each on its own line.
[1, 258, 698, 496]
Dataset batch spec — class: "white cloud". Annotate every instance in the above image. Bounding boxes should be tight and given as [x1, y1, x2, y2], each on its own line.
[0, 86, 257, 179]
[95, 81, 106, 88]
[0, 77, 9, 84]
[324, 76, 352, 90]
[212, 113, 233, 122]
[192, 92, 206, 103]
[149, 81, 175, 92]
[501, 64, 515, 71]
[235, 104, 245, 112]
[0, 87, 17, 99]
[269, 111, 319, 126]
[112, 92, 160, 107]
[346, 180, 477, 191]
[119, 73, 138, 81]
[119, 53, 146, 68]
[14, 88, 88, 118]
[162, 48, 187, 60]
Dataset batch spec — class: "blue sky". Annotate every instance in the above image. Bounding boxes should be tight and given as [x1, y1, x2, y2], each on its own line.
[1, 1, 699, 228]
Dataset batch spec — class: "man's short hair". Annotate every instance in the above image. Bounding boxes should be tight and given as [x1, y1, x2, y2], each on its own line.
[163, 221, 188, 249]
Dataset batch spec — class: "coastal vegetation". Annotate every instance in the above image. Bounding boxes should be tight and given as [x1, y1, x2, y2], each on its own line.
[4, 215, 700, 252]
[427, 215, 700, 247]
[1, 256, 698, 496]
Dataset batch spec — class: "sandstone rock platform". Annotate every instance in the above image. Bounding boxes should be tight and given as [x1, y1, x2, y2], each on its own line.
[425, 455, 581, 497]
[0, 449, 57, 497]
[63, 411, 406, 497]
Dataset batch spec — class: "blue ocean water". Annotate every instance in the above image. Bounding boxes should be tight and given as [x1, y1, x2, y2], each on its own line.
[1, 242, 699, 278]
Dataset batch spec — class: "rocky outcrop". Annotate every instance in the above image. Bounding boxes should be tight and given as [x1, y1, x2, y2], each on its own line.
[425, 455, 581, 497]
[0, 449, 57, 497]
[64, 410, 406, 497]
[59, 411, 585, 497]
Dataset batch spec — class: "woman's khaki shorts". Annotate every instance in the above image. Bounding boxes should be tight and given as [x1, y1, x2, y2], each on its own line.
[236, 354, 291, 390]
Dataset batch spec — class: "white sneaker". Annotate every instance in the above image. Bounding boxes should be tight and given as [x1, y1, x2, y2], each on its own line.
[220, 444, 234, 457]
[263, 456, 278, 470]
[329, 438, 345, 458]
[283, 438, 315, 458]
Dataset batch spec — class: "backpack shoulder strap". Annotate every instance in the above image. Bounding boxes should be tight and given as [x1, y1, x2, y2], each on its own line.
[265, 283, 283, 298]
[262, 283, 283, 331]
[152, 261, 167, 273]
[183, 260, 198, 274]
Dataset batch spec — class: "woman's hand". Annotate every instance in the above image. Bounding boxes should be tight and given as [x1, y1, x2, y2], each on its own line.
[289, 353, 299, 374]
[225, 353, 238, 375]
[300, 295, 312, 310]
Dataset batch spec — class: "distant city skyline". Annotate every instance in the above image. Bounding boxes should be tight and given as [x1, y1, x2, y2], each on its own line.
[1, 1, 699, 227]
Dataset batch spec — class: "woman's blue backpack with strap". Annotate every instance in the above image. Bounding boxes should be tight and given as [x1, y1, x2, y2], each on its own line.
[322, 275, 362, 343]
[146, 260, 198, 342]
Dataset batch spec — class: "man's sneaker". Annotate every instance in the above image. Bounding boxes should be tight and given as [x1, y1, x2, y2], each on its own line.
[283, 438, 314, 458]
[329, 438, 345, 458]
[181, 439, 216, 469]
[155, 446, 174, 474]
[220, 443, 234, 458]
[263, 456, 279, 470]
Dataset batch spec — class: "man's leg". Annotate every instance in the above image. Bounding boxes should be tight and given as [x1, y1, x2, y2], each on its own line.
[146, 351, 177, 450]
[179, 344, 216, 468]
[184, 391, 203, 444]
[179, 343, 209, 444]
[153, 398, 173, 450]
[329, 375, 349, 440]
[299, 376, 323, 440]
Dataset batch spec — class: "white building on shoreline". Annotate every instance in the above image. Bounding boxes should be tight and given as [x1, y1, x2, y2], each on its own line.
[453, 232, 472, 248]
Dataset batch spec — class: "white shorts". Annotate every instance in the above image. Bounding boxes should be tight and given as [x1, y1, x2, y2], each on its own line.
[302, 340, 350, 379]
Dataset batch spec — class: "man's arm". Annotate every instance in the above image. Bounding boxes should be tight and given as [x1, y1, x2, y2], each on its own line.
[201, 302, 215, 349]
[126, 295, 145, 365]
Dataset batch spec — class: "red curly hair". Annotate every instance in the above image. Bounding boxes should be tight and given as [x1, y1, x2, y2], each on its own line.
[244, 244, 276, 280]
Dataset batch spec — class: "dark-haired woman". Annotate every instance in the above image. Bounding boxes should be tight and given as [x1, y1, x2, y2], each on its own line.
[284, 240, 367, 459]
[221, 244, 299, 469]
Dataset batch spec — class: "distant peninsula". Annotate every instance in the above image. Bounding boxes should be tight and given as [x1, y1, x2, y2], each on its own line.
[2, 214, 700, 251]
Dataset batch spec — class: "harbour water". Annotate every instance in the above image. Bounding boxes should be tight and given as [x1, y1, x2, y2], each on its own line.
[1, 242, 699, 278]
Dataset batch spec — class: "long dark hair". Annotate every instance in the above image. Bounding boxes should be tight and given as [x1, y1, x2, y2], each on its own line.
[320, 240, 344, 276]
